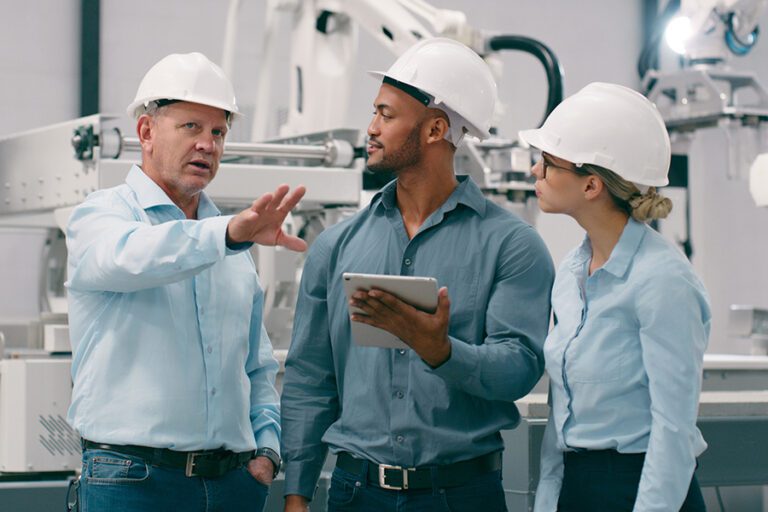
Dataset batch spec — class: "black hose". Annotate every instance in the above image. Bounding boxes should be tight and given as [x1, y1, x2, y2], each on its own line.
[488, 35, 564, 127]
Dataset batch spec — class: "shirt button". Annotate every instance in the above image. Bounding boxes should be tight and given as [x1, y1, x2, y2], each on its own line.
[211, 388, 217, 396]
[396, 391, 404, 399]
[404, 258, 412, 266]
[396, 435, 404, 443]
[398, 349, 406, 355]
[207, 346, 213, 354]
[199, 307, 205, 315]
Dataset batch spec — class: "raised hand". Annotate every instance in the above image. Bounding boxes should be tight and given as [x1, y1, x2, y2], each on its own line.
[226, 184, 308, 252]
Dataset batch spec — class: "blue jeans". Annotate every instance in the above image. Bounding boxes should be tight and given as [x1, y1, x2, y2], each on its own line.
[327, 465, 507, 512]
[74, 448, 269, 512]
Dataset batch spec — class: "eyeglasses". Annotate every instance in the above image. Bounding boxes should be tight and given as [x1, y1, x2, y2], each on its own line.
[538, 153, 588, 180]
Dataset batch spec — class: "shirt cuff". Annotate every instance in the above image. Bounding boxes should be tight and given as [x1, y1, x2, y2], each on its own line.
[216, 214, 254, 255]
[254, 426, 280, 456]
[282, 461, 324, 500]
[428, 336, 479, 383]
[534, 478, 562, 512]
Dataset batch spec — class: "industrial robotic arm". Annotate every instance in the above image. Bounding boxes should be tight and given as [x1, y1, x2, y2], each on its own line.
[641, 0, 768, 206]
[244, 0, 563, 140]
[664, 0, 767, 61]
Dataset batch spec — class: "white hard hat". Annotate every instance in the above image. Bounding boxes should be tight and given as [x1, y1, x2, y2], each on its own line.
[126, 52, 241, 120]
[369, 38, 498, 143]
[519, 82, 671, 188]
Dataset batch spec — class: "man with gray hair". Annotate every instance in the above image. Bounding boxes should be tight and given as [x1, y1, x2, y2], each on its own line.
[66, 52, 305, 512]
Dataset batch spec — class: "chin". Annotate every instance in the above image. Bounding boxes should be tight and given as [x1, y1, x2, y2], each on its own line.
[366, 162, 392, 174]
[536, 200, 559, 214]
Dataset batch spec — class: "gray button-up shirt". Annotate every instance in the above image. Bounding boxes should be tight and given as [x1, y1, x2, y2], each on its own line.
[281, 175, 554, 498]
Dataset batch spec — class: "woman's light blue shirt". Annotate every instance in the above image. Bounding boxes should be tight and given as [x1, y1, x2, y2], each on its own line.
[535, 218, 711, 512]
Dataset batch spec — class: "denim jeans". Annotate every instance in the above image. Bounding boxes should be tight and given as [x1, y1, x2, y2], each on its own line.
[326, 465, 507, 512]
[74, 448, 269, 512]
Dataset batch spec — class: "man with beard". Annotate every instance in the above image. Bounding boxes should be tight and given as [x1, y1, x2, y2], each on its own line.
[281, 38, 555, 512]
[66, 52, 306, 512]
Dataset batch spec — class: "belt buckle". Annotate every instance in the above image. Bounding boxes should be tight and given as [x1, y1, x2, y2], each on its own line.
[185, 452, 205, 477]
[378, 464, 409, 490]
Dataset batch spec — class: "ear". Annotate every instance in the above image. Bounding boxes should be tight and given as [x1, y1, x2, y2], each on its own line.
[137, 114, 154, 154]
[583, 175, 604, 201]
[425, 114, 450, 145]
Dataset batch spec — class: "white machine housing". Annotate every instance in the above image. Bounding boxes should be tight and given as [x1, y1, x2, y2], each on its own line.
[0, 357, 79, 472]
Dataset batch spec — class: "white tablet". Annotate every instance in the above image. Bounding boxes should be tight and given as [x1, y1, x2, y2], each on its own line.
[342, 272, 439, 349]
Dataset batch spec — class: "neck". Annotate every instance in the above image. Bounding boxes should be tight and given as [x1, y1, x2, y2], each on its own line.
[395, 156, 457, 238]
[574, 207, 629, 273]
[140, 164, 200, 219]
[177, 197, 200, 220]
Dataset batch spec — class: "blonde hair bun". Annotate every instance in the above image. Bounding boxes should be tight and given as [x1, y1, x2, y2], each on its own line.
[629, 187, 672, 222]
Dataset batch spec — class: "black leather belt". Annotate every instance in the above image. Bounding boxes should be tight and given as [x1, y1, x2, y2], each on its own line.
[336, 451, 502, 490]
[82, 439, 254, 478]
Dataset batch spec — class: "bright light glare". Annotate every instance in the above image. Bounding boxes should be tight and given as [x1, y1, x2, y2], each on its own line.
[665, 16, 693, 55]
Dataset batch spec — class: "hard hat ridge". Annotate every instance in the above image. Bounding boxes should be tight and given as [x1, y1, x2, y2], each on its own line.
[369, 37, 498, 144]
[126, 52, 241, 120]
[519, 82, 671, 188]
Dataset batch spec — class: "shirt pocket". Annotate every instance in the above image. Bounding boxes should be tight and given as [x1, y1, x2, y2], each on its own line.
[565, 318, 632, 384]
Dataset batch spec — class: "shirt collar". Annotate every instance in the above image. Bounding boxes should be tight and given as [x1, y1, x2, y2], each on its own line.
[570, 218, 646, 277]
[370, 175, 487, 217]
[601, 218, 645, 278]
[125, 165, 220, 218]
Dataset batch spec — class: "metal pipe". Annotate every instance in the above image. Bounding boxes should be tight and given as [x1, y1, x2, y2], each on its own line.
[117, 137, 354, 166]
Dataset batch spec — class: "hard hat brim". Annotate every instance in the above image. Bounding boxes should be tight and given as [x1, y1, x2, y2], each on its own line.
[126, 97, 243, 120]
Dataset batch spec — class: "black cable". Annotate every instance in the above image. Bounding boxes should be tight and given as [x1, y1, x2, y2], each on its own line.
[487, 35, 564, 127]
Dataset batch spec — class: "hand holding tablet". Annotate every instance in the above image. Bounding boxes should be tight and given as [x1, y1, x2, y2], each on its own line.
[343, 272, 438, 349]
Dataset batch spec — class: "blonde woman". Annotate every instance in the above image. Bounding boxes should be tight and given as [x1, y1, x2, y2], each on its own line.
[520, 83, 710, 512]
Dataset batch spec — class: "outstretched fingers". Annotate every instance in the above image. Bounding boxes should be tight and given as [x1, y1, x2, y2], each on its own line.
[277, 185, 306, 213]
[277, 232, 308, 252]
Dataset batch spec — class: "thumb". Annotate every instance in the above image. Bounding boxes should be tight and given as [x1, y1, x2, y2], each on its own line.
[436, 286, 450, 318]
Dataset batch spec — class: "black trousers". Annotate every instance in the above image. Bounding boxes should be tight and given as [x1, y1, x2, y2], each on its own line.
[557, 450, 706, 512]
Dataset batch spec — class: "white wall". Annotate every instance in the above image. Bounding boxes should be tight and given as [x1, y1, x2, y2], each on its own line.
[2, 0, 768, 353]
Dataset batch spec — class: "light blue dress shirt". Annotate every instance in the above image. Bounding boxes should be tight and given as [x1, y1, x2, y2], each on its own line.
[534, 218, 711, 512]
[281, 175, 555, 499]
[66, 165, 280, 454]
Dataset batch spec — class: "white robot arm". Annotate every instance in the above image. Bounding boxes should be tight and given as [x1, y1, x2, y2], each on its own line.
[251, 0, 484, 139]
[664, 0, 768, 61]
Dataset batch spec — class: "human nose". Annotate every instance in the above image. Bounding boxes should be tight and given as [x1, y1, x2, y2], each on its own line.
[531, 159, 545, 180]
[367, 115, 381, 138]
[195, 132, 216, 153]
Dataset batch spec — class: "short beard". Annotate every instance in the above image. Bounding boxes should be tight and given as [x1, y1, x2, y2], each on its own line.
[366, 121, 423, 174]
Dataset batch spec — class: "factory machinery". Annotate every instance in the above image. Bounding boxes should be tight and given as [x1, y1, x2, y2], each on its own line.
[1, 0, 768, 510]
